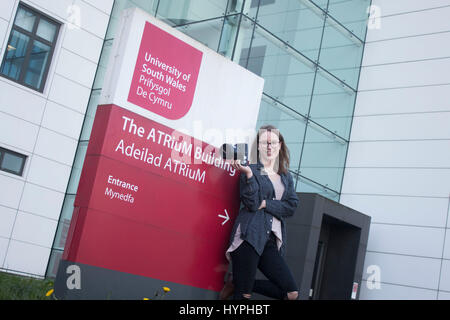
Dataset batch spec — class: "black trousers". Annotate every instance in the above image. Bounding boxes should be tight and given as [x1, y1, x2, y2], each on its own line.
[230, 232, 298, 300]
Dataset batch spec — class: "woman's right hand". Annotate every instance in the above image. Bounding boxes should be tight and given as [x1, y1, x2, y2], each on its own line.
[230, 160, 253, 179]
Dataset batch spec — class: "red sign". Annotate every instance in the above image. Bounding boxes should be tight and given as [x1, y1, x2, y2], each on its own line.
[61, 10, 263, 296]
[63, 104, 241, 291]
[128, 22, 202, 120]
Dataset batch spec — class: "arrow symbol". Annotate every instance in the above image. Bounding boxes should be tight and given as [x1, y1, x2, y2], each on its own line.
[218, 209, 230, 226]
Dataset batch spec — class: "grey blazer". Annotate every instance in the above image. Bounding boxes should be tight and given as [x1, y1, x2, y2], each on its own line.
[227, 161, 299, 257]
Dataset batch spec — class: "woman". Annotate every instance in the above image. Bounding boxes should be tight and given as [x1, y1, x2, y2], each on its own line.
[220, 125, 299, 300]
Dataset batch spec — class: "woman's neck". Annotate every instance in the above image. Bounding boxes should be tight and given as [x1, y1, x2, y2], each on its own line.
[260, 158, 277, 174]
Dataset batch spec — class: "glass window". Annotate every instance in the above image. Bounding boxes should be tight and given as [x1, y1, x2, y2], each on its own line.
[310, 0, 328, 10]
[231, 15, 255, 63]
[0, 30, 30, 81]
[0, 4, 60, 92]
[255, 0, 325, 62]
[66, 142, 88, 194]
[23, 40, 51, 89]
[228, 0, 245, 14]
[106, 0, 159, 39]
[46, 249, 63, 278]
[53, 195, 76, 250]
[318, 15, 364, 89]
[0, 147, 27, 176]
[176, 17, 224, 51]
[243, 24, 316, 117]
[80, 90, 102, 141]
[296, 175, 340, 202]
[14, 6, 36, 32]
[327, 0, 371, 41]
[217, 14, 241, 58]
[36, 18, 57, 42]
[299, 123, 348, 192]
[156, 0, 228, 26]
[309, 68, 356, 139]
[93, 40, 114, 90]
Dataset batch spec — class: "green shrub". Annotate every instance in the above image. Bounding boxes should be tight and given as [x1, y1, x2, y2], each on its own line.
[0, 271, 54, 300]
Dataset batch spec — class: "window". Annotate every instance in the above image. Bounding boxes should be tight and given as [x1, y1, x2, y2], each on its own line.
[0, 3, 60, 92]
[251, 0, 276, 7]
[0, 147, 27, 176]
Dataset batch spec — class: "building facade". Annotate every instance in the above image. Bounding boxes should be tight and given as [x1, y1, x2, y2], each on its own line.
[1, 0, 447, 300]
[341, 0, 450, 300]
[0, 0, 114, 277]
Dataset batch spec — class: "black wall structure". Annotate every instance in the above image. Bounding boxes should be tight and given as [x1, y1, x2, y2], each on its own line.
[254, 192, 371, 300]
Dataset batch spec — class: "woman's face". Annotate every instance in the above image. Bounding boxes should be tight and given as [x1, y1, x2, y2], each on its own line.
[258, 130, 281, 161]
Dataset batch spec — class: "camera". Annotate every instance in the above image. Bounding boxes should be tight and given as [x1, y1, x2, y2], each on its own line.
[221, 143, 249, 166]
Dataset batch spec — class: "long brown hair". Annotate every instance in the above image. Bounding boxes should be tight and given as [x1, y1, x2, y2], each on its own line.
[253, 124, 290, 174]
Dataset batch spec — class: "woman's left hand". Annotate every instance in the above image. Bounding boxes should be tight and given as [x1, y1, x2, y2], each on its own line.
[258, 200, 266, 210]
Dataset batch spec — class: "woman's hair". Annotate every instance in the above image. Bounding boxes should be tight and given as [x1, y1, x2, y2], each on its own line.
[252, 124, 290, 174]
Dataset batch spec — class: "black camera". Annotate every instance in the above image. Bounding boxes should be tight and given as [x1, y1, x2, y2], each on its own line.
[221, 143, 249, 166]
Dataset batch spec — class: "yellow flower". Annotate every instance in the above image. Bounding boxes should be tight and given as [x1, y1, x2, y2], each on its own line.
[163, 287, 171, 293]
[46, 289, 54, 297]
[143, 298, 150, 300]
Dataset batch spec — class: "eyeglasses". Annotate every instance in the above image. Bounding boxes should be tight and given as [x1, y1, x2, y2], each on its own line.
[259, 140, 280, 147]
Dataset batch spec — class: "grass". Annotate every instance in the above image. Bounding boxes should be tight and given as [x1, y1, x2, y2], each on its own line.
[0, 271, 55, 300]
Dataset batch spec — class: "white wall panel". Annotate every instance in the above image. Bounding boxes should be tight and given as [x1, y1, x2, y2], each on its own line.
[373, 0, 450, 17]
[367, 224, 445, 258]
[342, 168, 450, 198]
[26, 155, 71, 192]
[3, 240, 50, 276]
[48, 74, 91, 114]
[11, 211, 57, 248]
[73, 0, 110, 38]
[0, 237, 9, 269]
[354, 85, 450, 116]
[340, 194, 448, 228]
[0, 205, 16, 238]
[55, 49, 97, 88]
[359, 58, 450, 91]
[82, 0, 114, 15]
[344, 140, 450, 168]
[19, 183, 65, 220]
[62, 26, 104, 63]
[363, 251, 441, 290]
[41, 101, 84, 139]
[34, 128, 77, 165]
[0, 0, 15, 21]
[359, 280, 437, 300]
[0, 81, 47, 124]
[349, 112, 450, 141]
[439, 260, 450, 292]
[0, 174, 24, 208]
[0, 18, 8, 52]
[366, 6, 450, 42]
[0, 112, 39, 152]
[363, 32, 450, 66]
[443, 232, 450, 260]
[26, 0, 74, 21]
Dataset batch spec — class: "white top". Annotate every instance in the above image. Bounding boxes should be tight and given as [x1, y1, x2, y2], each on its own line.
[226, 173, 285, 261]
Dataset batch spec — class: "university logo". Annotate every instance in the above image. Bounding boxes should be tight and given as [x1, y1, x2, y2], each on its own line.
[128, 22, 203, 120]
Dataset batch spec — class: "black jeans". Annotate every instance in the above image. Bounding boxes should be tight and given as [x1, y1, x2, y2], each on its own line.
[230, 232, 298, 300]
